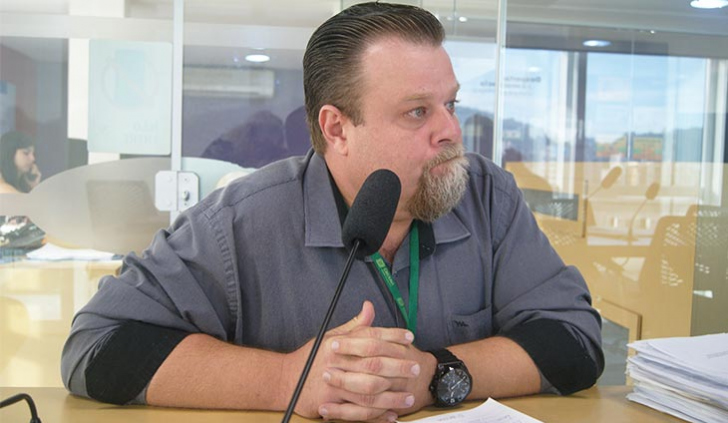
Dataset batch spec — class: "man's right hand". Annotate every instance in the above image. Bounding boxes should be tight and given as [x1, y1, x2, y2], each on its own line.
[284, 301, 421, 422]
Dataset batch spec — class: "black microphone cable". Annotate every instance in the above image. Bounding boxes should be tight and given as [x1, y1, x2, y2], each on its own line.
[0, 393, 42, 423]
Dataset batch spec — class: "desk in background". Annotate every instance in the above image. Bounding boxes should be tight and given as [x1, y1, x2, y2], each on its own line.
[0, 386, 682, 423]
[0, 259, 122, 387]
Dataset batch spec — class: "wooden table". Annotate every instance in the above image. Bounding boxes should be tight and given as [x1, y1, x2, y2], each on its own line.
[0, 386, 684, 422]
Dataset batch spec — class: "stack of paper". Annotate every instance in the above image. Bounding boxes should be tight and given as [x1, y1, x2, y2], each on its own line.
[626, 333, 728, 423]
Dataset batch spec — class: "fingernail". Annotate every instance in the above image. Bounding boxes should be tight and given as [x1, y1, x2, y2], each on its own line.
[405, 395, 415, 407]
[386, 412, 398, 422]
[323, 371, 331, 382]
[411, 364, 420, 376]
[319, 406, 329, 417]
[405, 331, 414, 342]
[331, 340, 340, 351]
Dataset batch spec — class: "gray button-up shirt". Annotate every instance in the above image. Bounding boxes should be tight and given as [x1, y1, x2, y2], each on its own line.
[62, 151, 603, 402]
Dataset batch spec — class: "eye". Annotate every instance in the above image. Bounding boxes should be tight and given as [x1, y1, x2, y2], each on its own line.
[446, 99, 459, 114]
[407, 107, 427, 119]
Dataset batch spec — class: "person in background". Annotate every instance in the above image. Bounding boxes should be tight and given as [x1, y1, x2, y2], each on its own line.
[0, 131, 44, 249]
[0, 131, 41, 194]
[285, 105, 313, 157]
[201, 110, 287, 169]
[62, 3, 603, 423]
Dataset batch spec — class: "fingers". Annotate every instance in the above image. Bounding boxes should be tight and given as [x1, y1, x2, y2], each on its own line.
[323, 369, 416, 409]
[332, 329, 415, 356]
[341, 390, 415, 411]
[324, 368, 392, 394]
[328, 301, 376, 336]
[332, 354, 421, 379]
[319, 402, 399, 423]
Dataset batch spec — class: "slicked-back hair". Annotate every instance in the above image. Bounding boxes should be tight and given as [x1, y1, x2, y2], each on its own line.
[303, 2, 445, 154]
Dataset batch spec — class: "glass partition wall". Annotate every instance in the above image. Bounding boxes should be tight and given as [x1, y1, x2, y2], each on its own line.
[501, 1, 728, 384]
[1, 0, 726, 390]
[0, 2, 175, 387]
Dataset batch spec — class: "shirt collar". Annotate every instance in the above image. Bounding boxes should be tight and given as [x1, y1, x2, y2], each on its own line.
[303, 152, 344, 248]
[303, 153, 471, 254]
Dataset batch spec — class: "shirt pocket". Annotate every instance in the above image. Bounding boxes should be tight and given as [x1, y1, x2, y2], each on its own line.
[447, 306, 493, 346]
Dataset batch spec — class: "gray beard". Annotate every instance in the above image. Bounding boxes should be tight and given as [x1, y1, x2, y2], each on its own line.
[406, 144, 469, 222]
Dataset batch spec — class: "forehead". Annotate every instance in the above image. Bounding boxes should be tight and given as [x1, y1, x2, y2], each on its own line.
[358, 37, 457, 101]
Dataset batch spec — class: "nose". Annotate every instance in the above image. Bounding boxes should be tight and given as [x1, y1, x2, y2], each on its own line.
[432, 106, 462, 146]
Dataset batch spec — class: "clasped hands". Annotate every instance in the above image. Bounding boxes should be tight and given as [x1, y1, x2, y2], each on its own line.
[286, 301, 434, 422]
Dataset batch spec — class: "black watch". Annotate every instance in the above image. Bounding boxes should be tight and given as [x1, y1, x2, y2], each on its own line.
[428, 349, 472, 407]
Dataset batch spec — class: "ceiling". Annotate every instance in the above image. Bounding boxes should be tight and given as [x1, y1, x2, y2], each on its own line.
[1, 0, 727, 66]
[1, 0, 727, 35]
[120, 0, 728, 36]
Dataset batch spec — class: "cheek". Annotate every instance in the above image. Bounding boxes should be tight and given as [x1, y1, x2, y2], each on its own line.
[16, 156, 32, 171]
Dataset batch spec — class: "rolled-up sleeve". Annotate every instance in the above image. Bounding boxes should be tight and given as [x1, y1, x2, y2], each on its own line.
[486, 166, 604, 394]
[61, 201, 239, 404]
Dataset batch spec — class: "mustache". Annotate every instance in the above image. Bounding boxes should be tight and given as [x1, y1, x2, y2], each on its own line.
[424, 144, 466, 171]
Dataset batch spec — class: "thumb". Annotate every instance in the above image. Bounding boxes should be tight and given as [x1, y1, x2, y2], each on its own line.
[328, 300, 375, 336]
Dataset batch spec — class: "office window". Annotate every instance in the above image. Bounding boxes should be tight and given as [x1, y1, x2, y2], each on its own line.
[503, 2, 728, 385]
[0, 2, 174, 387]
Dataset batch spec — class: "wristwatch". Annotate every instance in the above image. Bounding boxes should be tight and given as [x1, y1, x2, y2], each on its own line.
[428, 349, 472, 407]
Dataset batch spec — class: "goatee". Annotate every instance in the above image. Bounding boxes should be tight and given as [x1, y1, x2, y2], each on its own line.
[406, 144, 469, 222]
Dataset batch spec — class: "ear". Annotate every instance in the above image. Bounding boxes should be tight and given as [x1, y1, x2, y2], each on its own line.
[318, 105, 350, 156]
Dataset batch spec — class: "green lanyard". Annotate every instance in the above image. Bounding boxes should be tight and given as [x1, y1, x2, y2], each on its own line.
[370, 222, 420, 335]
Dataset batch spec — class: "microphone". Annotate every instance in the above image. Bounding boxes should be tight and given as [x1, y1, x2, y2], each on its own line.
[281, 169, 401, 423]
[342, 169, 402, 258]
[626, 182, 660, 242]
[582, 166, 623, 237]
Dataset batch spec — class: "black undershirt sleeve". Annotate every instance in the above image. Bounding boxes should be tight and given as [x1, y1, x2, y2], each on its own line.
[85, 320, 191, 405]
[502, 318, 602, 395]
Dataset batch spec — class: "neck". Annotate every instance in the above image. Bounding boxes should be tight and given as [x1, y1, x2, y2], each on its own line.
[325, 156, 413, 262]
[378, 214, 413, 263]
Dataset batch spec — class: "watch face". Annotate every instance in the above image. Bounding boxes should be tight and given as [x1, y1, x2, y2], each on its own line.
[436, 367, 472, 405]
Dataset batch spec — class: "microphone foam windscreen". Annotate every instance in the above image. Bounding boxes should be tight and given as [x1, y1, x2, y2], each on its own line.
[342, 169, 401, 258]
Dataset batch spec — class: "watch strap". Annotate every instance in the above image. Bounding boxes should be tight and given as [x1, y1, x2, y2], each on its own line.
[429, 348, 461, 365]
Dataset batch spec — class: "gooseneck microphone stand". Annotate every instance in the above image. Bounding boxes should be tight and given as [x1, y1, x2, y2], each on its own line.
[281, 239, 362, 423]
[0, 393, 42, 423]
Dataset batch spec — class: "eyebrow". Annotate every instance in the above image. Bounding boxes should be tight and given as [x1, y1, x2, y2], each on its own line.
[402, 83, 461, 102]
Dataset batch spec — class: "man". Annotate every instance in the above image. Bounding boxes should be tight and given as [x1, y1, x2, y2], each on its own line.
[62, 3, 603, 423]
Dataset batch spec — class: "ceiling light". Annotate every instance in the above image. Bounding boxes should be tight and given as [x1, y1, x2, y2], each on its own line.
[245, 54, 270, 63]
[458, 16, 468, 22]
[583, 40, 611, 47]
[690, 0, 728, 9]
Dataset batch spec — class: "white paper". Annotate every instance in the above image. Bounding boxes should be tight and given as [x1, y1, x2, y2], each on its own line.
[626, 333, 728, 423]
[398, 399, 543, 423]
[627, 357, 728, 406]
[630, 381, 728, 423]
[629, 333, 728, 386]
[25, 242, 117, 261]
